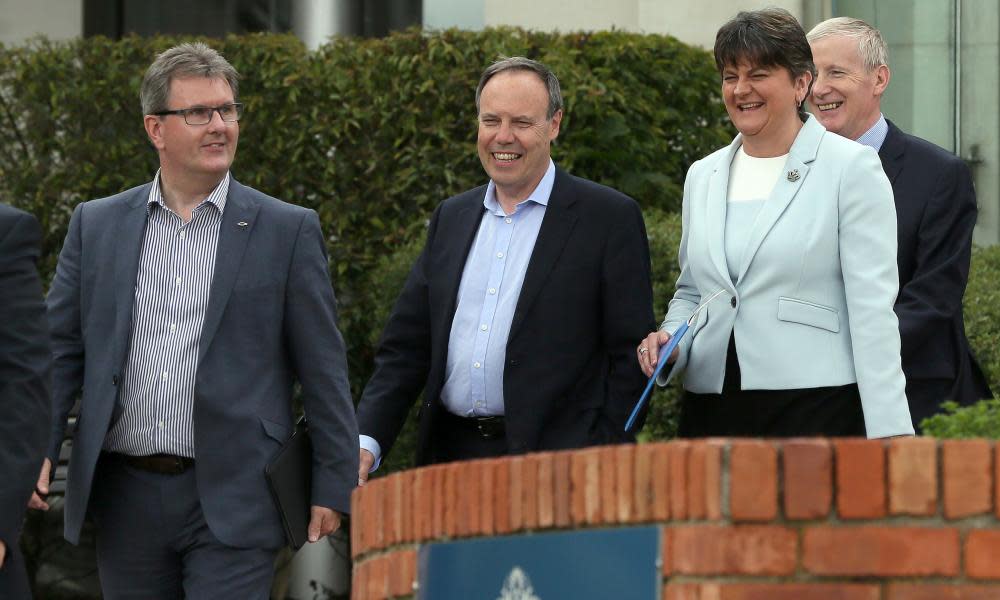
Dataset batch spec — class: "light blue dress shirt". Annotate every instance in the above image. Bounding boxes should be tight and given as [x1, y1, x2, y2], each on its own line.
[360, 160, 556, 468]
[440, 160, 555, 416]
[855, 113, 888, 151]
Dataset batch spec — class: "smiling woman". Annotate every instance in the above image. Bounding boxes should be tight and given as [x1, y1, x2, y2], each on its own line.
[637, 7, 914, 440]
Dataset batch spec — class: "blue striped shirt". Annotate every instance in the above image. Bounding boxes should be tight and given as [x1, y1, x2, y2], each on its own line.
[103, 171, 229, 458]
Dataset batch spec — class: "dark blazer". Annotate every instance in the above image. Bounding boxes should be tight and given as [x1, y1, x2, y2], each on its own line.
[46, 179, 359, 548]
[879, 120, 993, 426]
[357, 168, 655, 465]
[0, 204, 50, 595]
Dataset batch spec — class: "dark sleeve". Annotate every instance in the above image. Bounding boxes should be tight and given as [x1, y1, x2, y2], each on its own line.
[895, 157, 978, 353]
[355, 204, 442, 460]
[0, 209, 51, 546]
[284, 210, 360, 513]
[45, 202, 85, 464]
[599, 197, 656, 438]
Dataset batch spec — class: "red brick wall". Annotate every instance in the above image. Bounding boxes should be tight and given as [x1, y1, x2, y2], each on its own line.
[350, 438, 1000, 600]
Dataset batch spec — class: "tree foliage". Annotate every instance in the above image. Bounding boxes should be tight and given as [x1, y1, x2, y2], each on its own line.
[0, 29, 733, 404]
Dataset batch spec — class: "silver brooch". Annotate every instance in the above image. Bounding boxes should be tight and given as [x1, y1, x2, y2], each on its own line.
[786, 169, 800, 182]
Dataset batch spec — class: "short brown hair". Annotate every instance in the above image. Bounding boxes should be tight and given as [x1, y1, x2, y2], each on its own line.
[475, 56, 563, 120]
[714, 8, 815, 118]
[140, 42, 239, 115]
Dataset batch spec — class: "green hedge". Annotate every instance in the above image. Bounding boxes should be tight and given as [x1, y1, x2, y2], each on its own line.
[963, 244, 1000, 390]
[0, 29, 733, 400]
[922, 244, 1000, 438]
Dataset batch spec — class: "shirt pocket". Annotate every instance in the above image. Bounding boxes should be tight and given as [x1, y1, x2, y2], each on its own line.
[777, 296, 840, 333]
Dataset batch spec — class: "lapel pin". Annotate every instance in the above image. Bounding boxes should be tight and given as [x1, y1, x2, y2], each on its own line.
[237, 221, 248, 228]
[786, 169, 800, 182]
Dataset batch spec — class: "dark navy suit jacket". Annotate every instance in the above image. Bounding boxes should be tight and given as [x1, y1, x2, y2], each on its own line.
[879, 120, 993, 426]
[46, 179, 358, 548]
[356, 168, 655, 465]
[0, 204, 50, 597]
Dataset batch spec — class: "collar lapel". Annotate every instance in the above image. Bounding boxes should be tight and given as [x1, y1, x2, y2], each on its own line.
[707, 139, 739, 289]
[440, 196, 487, 314]
[736, 116, 822, 284]
[112, 184, 154, 370]
[878, 120, 906, 187]
[197, 178, 260, 363]
[509, 168, 578, 336]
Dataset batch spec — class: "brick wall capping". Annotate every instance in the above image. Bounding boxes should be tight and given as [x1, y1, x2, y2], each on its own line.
[351, 437, 1000, 600]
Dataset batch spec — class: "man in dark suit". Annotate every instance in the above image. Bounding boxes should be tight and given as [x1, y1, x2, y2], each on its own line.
[808, 18, 993, 429]
[29, 43, 358, 598]
[0, 205, 51, 600]
[356, 57, 655, 480]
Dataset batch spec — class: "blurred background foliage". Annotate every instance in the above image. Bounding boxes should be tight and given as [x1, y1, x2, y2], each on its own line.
[0, 27, 731, 418]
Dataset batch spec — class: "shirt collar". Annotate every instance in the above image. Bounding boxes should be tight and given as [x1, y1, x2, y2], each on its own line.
[483, 159, 557, 216]
[855, 113, 889, 151]
[147, 170, 231, 216]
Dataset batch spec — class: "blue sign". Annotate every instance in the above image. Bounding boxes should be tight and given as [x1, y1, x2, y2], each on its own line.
[418, 526, 660, 599]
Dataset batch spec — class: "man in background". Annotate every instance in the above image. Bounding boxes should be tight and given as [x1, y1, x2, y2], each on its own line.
[808, 17, 993, 428]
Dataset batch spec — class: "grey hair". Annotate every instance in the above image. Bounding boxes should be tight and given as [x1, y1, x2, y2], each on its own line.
[807, 17, 889, 72]
[475, 56, 563, 120]
[140, 42, 240, 115]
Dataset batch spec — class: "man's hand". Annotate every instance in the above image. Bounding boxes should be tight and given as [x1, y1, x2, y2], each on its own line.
[637, 330, 679, 377]
[27, 457, 51, 511]
[0, 539, 6, 568]
[307, 506, 341, 543]
[358, 449, 375, 486]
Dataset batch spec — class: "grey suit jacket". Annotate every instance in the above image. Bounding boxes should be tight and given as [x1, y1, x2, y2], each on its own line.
[46, 178, 358, 548]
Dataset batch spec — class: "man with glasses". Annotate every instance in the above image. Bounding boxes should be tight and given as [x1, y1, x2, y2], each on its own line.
[34, 42, 358, 598]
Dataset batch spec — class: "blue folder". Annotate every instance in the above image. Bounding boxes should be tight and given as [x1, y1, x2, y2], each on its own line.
[624, 290, 727, 433]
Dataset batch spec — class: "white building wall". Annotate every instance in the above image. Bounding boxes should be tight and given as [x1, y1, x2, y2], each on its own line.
[425, 0, 805, 48]
[0, 0, 82, 45]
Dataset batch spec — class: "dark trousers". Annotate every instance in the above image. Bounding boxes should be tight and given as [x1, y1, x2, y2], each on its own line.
[0, 541, 32, 600]
[679, 334, 866, 438]
[432, 411, 508, 463]
[89, 454, 279, 600]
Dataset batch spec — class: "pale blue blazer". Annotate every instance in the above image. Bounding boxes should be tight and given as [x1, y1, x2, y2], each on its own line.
[660, 115, 913, 438]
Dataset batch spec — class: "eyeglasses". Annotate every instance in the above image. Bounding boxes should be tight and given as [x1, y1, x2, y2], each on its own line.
[152, 103, 244, 125]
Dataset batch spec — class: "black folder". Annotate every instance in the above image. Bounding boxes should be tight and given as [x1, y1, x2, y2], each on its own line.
[265, 417, 312, 549]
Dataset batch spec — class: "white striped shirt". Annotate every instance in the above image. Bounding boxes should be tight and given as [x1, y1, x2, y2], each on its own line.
[103, 171, 229, 457]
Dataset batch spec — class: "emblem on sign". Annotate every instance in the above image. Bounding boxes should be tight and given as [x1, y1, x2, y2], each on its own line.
[497, 567, 541, 600]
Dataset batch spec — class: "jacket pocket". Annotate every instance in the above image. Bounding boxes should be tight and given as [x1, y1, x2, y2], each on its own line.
[259, 416, 292, 443]
[777, 296, 840, 333]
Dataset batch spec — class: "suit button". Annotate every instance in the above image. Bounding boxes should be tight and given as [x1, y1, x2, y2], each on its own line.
[730, 297, 737, 308]
[508, 359, 519, 366]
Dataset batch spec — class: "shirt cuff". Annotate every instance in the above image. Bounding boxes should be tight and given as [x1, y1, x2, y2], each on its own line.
[359, 435, 382, 472]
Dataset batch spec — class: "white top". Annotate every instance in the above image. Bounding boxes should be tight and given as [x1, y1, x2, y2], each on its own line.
[724, 147, 787, 282]
[727, 146, 787, 203]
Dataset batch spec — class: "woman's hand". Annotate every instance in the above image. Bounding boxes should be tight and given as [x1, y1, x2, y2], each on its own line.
[637, 330, 679, 377]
